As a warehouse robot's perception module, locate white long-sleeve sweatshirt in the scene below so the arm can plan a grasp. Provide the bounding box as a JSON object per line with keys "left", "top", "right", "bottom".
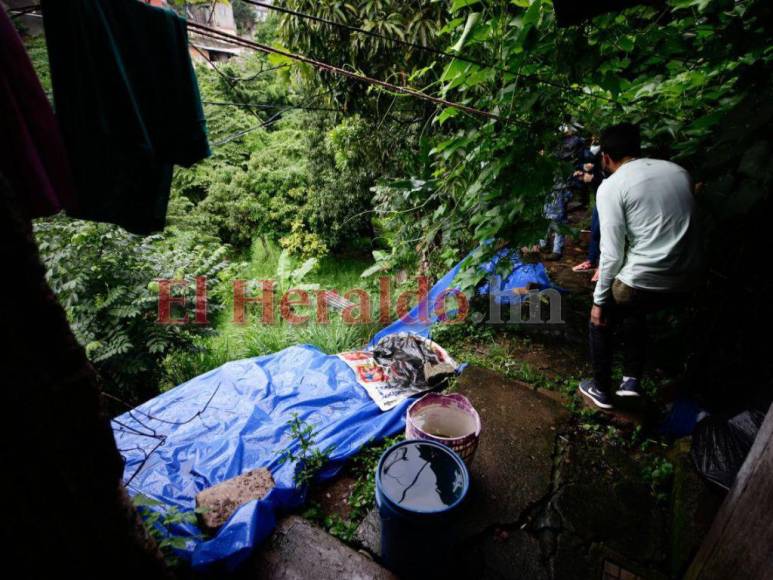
{"left": 593, "top": 158, "right": 702, "bottom": 305}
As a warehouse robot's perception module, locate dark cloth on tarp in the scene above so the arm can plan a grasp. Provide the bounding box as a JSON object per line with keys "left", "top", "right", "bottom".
{"left": 372, "top": 333, "right": 458, "bottom": 391}
{"left": 338, "top": 334, "right": 460, "bottom": 410}
{"left": 41, "top": 0, "right": 210, "bottom": 234}
{"left": 0, "top": 7, "right": 76, "bottom": 218}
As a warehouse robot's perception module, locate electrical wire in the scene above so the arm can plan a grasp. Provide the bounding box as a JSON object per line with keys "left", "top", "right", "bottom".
{"left": 191, "top": 42, "right": 266, "bottom": 123}
{"left": 202, "top": 100, "right": 340, "bottom": 112}
{"left": 9, "top": 2, "right": 603, "bottom": 119}
{"left": 186, "top": 20, "right": 504, "bottom": 122}
{"left": 241, "top": 0, "right": 618, "bottom": 105}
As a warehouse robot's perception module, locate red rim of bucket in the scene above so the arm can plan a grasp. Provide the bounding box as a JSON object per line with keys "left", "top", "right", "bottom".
{"left": 406, "top": 393, "right": 481, "bottom": 441}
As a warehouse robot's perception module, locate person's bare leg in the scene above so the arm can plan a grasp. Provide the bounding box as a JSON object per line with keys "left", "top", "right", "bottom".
{"left": 573, "top": 260, "right": 594, "bottom": 272}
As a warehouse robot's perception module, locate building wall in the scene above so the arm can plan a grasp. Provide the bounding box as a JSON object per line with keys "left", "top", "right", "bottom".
{"left": 188, "top": 2, "right": 237, "bottom": 34}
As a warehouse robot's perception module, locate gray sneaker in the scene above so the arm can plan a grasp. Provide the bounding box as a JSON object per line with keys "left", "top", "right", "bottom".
{"left": 579, "top": 379, "right": 613, "bottom": 409}
{"left": 616, "top": 378, "right": 643, "bottom": 398}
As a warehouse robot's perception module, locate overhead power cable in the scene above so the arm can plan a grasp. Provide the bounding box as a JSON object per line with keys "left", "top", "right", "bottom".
{"left": 207, "top": 87, "right": 334, "bottom": 147}
{"left": 10, "top": 4, "right": 512, "bottom": 122}
{"left": 241, "top": 0, "right": 617, "bottom": 104}
{"left": 186, "top": 20, "right": 504, "bottom": 122}
{"left": 191, "top": 42, "right": 266, "bottom": 123}
{"left": 202, "top": 100, "right": 340, "bottom": 112}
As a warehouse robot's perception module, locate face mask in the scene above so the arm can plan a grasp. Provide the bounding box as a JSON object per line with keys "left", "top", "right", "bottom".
{"left": 590, "top": 145, "right": 601, "bottom": 155}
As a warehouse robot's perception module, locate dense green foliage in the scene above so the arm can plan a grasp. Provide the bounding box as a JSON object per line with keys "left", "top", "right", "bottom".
{"left": 24, "top": 1, "right": 773, "bottom": 407}
{"left": 359, "top": 0, "right": 772, "bottom": 286}
{"left": 34, "top": 218, "right": 232, "bottom": 403}
{"left": 280, "top": 0, "right": 447, "bottom": 112}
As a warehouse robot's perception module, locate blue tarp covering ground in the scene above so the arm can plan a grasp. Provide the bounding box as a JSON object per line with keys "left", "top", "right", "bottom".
{"left": 115, "top": 346, "right": 412, "bottom": 570}
{"left": 477, "top": 250, "right": 557, "bottom": 305}
{"left": 113, "top": 249, "right": 558, "bottom": 570}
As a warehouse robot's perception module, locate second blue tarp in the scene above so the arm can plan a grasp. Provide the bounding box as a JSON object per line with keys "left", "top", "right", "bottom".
{"left": 372, "top": 248, "right": 559, "bottom": 344}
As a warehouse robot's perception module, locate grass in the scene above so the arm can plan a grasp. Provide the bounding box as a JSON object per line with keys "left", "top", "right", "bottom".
{"left": 303, "top": 435, "right": 403, "bottom": 543}
{"left": 434, "top": 322, "right": 582, "bottom": 394}
{"left": 161, "top": 240, "right": 382, "bottom": 388}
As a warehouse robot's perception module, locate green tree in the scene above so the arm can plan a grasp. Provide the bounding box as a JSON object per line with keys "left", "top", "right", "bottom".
{"left": 372, "top": 0, "right": 772, "bottom": 285}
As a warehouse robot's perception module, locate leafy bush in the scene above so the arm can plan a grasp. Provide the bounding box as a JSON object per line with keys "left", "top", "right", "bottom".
{"left": 277, "top": 413, "right": 334, "bottom": 488}
{"left": 132, "top": 494, "right": 202, "bottom": 568}
{"left": 34, "top": 217, "right": 232, "bottom": 403}
{"left": 279, "top": 218, "right": 328, "bottom": 260}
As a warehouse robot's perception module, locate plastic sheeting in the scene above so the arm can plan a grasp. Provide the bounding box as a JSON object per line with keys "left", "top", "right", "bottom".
{"left": 477, "top": 249, "right": 558, "bottom": 305}
{"left": 657, "top": 398, "right": 708, "bottom": 439}
{"left": 114, "top": 346, "right": 412, "bottom": 570}
{"left": 691, "top": 409, "right": 765, "bottom": 490}
{"left": 371, "top": 248, "right": 558, "bottom": 344}
{"left": 113, "top": 247, "right": 557, "bottom": 570}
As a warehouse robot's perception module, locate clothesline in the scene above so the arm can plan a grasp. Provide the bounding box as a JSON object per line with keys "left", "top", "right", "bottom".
{"left": 9, "top": 3, "right": 506, "bottom": 122}
{"left": 185, "top": 20, "right": 507, "bottom": 123}
{"left": 241, "top": 0, "right": 620, "bottom": 106}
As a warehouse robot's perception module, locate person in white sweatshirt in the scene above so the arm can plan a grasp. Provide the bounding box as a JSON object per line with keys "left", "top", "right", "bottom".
{"left": 579, "top": 123, "right": 703, "bottom": 410}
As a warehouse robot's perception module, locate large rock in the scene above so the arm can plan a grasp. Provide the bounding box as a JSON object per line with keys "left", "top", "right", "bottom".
{"left": 253, "top": 516, "right": 396, "bottom": 580}
{"left": 453, "top": 365, "right": 569, "bottom": 538}
{"left": 196, "top": 468, "right": 274, "bottom": 533}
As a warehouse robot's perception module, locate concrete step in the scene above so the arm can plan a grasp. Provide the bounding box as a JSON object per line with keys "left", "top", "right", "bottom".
{"left": 252, "top": 516, "right": 396, "bottom": 580}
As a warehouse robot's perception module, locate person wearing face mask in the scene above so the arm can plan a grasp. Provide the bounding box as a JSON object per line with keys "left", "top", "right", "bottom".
{"left": 538, "top": 125, "right": 589, "bottom": 260}
{"left": 578, "top": 123, "right": 703, "bottom": 410}
{"left": 572, "top": 142, "right": 604, "bottom": 279}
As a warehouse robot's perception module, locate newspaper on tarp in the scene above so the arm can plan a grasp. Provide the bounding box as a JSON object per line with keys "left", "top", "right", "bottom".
{"left": 338, "top": 333, "right": 459, "bottom": 411}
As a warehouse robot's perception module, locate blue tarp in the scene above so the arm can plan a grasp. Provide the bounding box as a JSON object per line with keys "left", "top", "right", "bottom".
{"left": 371, "top": 249, "right": 559, "bottom": 344}
{"left": 115, "top": 346, "right": 412, "bottom": 570}
{"left": 113, "top": 248, "right": 557, "bottom": 570}
{"left": 477, "top": 249, "right": 557, "bottom": 305}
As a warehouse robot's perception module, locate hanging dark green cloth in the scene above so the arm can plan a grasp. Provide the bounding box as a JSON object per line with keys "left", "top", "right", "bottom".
{"left": 41, "top": 0, "right": 210, "bottom": 234}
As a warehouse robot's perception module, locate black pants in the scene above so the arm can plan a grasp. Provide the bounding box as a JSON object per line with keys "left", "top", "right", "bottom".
{"left": 589, "top": 280, "right": 684, "bottom": 393}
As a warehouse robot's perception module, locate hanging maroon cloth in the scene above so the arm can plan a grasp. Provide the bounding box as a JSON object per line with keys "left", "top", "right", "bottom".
{"left": 0, "top": 7, "right": 76, "bottom": 218}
